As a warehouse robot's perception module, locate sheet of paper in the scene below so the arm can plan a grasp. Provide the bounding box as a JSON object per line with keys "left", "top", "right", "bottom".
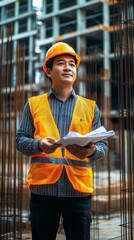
{"left": 57, "top": 126, "right": 115, "bottom": 147}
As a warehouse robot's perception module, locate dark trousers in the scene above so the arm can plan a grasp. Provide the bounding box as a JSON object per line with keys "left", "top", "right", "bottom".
{"left": 29, "top": 193, "right": 92, "bottom": 240}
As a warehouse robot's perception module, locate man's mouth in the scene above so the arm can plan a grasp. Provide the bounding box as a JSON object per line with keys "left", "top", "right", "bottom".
{"left": 62, "top": 74, "right": 72, "bottom": 77}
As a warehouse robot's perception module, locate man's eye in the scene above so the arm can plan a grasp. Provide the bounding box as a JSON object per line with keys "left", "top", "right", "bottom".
{"left": 70, "top": 63, "right": 76, "bottom": 67}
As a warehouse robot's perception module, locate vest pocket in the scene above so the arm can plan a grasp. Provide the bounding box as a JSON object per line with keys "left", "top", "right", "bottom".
{"left": 28, "top": 163, "right": 63, "bottom": 185}
{"left": 65, "top": 165, "right": 93, "bottom": 193}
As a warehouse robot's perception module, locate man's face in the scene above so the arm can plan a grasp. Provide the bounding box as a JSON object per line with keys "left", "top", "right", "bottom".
{"left": 46, "top": 55, "right": 77, "bottom": 87}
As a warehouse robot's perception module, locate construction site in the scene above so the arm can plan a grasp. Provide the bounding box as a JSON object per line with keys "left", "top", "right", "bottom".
{"left": 0, "top": 0, "right": 133, "bottom": 239}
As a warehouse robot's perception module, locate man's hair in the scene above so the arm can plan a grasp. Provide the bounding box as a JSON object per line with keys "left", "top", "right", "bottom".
{"left": 46, "top": 54, "right": 77, "bottom": 70}
{"left": 46, "top": 56, "right": 57, "bottom": 70}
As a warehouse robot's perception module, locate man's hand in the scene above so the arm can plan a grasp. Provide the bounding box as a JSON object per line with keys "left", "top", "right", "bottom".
{"left": 39, "top": 137, "right": 61, "bottom": 154}
{"left": 65, "top": 142, "right": 96, "bottom": 159}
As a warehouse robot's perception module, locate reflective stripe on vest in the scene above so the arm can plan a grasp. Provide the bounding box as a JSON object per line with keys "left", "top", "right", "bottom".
{"left": 31, "top": 157, "right": 91, "bottom": 168}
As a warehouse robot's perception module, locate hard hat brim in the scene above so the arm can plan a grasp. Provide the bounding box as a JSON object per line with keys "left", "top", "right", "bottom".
{"left": 43, "top": 51, "right": 80, "bottom": 73}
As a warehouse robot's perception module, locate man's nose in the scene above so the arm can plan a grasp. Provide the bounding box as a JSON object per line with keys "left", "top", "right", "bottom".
{"left": 64, "top": 62, "right": 71, "bottom": 70}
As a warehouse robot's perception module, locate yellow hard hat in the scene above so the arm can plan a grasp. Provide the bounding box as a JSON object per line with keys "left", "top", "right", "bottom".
{"left": 43, "top": 42, "right": 81, "bottom": 73}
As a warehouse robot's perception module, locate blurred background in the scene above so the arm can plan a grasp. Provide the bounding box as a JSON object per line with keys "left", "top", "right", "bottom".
{"left": 0, "top": 0, "right": 133, "bottom": 239}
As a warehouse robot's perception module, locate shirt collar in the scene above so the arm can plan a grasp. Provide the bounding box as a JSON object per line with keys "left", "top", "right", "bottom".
{"left": 48, "top": 88, "right": 77, "bottom": 99}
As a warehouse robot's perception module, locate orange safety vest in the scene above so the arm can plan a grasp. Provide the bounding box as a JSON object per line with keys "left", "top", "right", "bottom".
{"left": 27, "top": 93, "right": 96, "bottom": 193}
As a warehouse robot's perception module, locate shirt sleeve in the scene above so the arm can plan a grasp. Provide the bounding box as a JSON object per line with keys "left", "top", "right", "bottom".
{"left": 89, "top": 105, "right": 108, "bottom": 163}
{"left": 16, "top": 102, "right": 41, "bottom": 156}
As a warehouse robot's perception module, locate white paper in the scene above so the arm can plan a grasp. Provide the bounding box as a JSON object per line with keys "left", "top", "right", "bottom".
{"left": 57, "top": 126, "right": 115, "bottom": 147}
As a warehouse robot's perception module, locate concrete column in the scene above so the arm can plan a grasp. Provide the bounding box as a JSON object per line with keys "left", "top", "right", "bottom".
{"left": 77, "top": 0, "right": 86, "bottom": 4}
{"left": 77, "top": 8, "right": 86, "bottom": 32}
{"left": 76, "top": 8, "right": 86, "bottom": 96}
{"left": 40, "top": 22, "right": 45, "bottom": 40}
{"left": 28, "top": 0, "right": 32, "bottom": 12}
{"left": 14, "top": 0, "right": 19, "bottom": 35}
{"left": 77, "top": 8, "right": 86, "bottom": 56}
{"left": 42, "top": 0, "right": 46, "bottom": 15}
{"left": 103, "top": 2, "right": 111, "bottom": 127}
{"left": 1, "top": 5, "right": 4, "bottom": 20}
{"left": 14, "top": 1, "right": 19, "bottom": 77}
{"left": 53, "top": 0, "right": 59, "bottom": 38}
{"left": 53, "top": 16, "right": 59, "bottom": 38}
{"left": 29, "top": 36, "right": 33, "bottom": 83}
{"left": 53, "top": 0, "right": 58, "bottom": 12}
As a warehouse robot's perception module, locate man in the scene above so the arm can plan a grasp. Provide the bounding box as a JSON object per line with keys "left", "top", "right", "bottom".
{"left": 16, "top": 42, "right": 108, "bottom": 240}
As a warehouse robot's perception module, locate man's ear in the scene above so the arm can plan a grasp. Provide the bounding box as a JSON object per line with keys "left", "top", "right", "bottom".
{"left": 46, "top": 68, "right": 52, "bottom": 77}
